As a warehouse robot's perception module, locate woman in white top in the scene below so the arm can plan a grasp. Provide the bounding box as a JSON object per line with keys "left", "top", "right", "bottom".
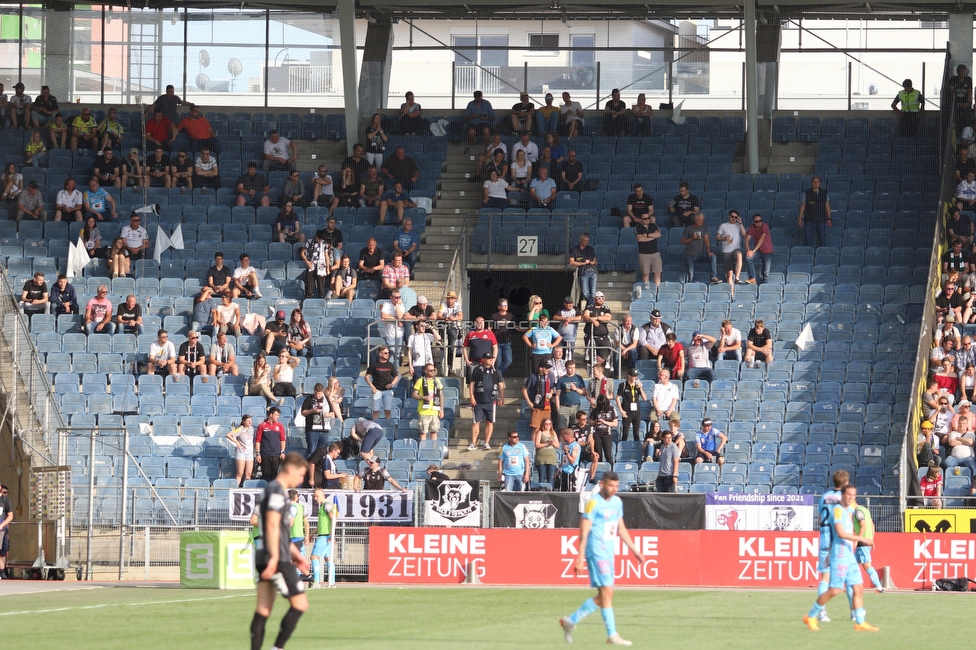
{"left": 365, "top": 113, "right": 387, "bottom": 168}
{"left": 560, "top": 92, "right": 584, "bottom": 138}
{"left": 406, "top": 319, "right": 442, "bottom": 379}
{"left": 961, "top": 362, "right": 976, "bottom": 402}
{"left": 81, "top": 216, "right": 102, "bottom": 258}
{"left": 1, "top": 162, "right": 23, "bottom": 205}
{"left": 482, "top": 169, "right": 515, "bottom": 211}
{"left": 211, "top": 293, "right": 241, "bottom": 336}
{"left": 272, "top": 348, "right": 299, "bottom": 398}
{"left": 226, "top": 414, "right": 255, "bottom": 485}
{"left": 510, "top": 149, "right": 531, "bottom": 191}
{"left": 249, "top": 352, "right": 278, "bottom": 404}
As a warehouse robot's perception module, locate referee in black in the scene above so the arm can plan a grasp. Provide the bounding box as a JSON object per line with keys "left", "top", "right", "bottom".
{"left": 251, "top": 452, "right": 309, "bottom": 650}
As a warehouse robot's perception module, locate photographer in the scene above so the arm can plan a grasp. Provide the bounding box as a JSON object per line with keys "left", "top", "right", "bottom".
{"left": 406, "top": 319, "right": 441, "bottom": 379}
{"left": 716, "top": 210, "right": 748, "bottom": 287}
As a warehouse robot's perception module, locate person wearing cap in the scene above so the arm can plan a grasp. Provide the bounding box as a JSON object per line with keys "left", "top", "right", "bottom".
{"left": 357, "top": 456, "right": 407, "bottom": 492}
{"left": 686, "top": 331, "right": 717, "bottom": 383}
{"left": 552, "top": 296, "right": 583, "bottom": 359}
{"left": 638, "top": 309, "right": 673, "bottom": 361}
{"left": 29, "top": 84, "right": 58, "bottom": 129}
{"left": 694, "top": 418, "right": 727, "bottom": 467}
{"left": 489, "top": 298, "right": 516, "bottom": 376}
{"left": 263, "top": 129, "right": 297, "bottom": 172}
{"left": 935, "top": 313, "right": 963, "bottom": 350}
{"left": 657, "top": 332, "right": 685, "bottom": 379}
{"left": 236, "top": 162, "right": 270, "bottom": 207}
{"left": 650, "top": 368, "right": 680, "bottom": 423}
{"left": 7, "top": 81, "right": 30, "bottom": 129}
{"left": 569, "top": 233, "right": 598, "bottom": 307}
{"left": 891, "top": 78, "right": 923, "bottom": 138}
{"left": 918, "top": 421, "right": 941, "bottom": 468}
{"left": 412, "top": 363, "right": 445, "bottom": 439}
{"left": 744, "top": 320, "right": 773, "bottom": 368}
{"left": 177, "top": 330, "right": 208, "bottom": 379}
{"left": 300, "top": 230, "right": 335, "bottom": 300}
{"left": 366, "top": 345, "right": 400, "bottom": 419}
{"left": 616, "top": 313, "right": 640, "bottom": 371}
{"left": 499, "top": 429, "right": 532, "bottom": 492}
{"left": 120, "top": 148, "right": 143, "bottom": 188}
{"left": 583, "top": 292, "right": 613, "bottom": 369}
{"left": 408, "top": 294, "right": 435, "bottom": 321}
{"left": 255, "top": 406, "right": 287, "bottom": 480}
{"left": 951, "top": 399, "right": 976, "bottom": 435}
{"left": 469, "top": 352, "right": 505, "bottom": 451}
{"left": 437, "top": 290, "right": 464, "bottom": 375}
{"left": 264, "top": 310, "right": 289, "bottom": 355}
{"left": 510, "top": 92, "right": 536, "bottom": 134}
{"left": 524, "top": 313, "right": 562, "bottom": 373}
{"left": 616, "top": 369, "right": 647, "bottom": 442}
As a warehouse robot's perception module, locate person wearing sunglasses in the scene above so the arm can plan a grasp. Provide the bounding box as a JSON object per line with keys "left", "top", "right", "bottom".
{"left": 745, "top": 212, "right": 773, "bottom": 285}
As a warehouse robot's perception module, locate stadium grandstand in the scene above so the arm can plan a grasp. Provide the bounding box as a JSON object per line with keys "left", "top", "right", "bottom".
{"left": 0, "top": 0, "right": 968, "bottom": 581}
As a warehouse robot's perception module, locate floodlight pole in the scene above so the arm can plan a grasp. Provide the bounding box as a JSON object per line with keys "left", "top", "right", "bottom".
{"left": 744, "top": 0, "right": 760, "bottom": 175}
{"left": 339, "top": 0, "right": 360, "bottom": 156}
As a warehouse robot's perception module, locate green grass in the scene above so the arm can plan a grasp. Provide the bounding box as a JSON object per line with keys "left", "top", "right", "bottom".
{"left": 0, "top": 585, "right": 968, "bottom": 648}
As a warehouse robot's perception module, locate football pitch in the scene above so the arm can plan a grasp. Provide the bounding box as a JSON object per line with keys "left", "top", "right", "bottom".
{"left": 0, "top": 584, "right": 969, "bottom": 649}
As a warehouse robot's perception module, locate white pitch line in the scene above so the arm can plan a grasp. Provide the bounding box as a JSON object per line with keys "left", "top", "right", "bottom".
{"left": 0, "top": 593, "right": 251, "bottom": 617}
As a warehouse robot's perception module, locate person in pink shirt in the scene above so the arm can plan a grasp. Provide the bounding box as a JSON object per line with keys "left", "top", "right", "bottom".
{"left": 84, "top": 284, "right": 115, "bottom": 334}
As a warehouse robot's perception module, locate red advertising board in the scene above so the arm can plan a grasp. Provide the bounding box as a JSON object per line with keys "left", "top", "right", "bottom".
{"left": 368, "top": 528, "right": 976, "bottom": 589}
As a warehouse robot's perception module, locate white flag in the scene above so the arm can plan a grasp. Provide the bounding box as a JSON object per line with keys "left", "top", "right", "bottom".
{"left": 66, "top": 239, "right": 78, "bottom": 278}
{"left": 67, "top": 237, "right": 91, "bottom": 278}
{"left": 153, "top": 226, "right": 172, "bottom": 263}
{"left": 671, "top": 100, "right": 686, "bottom": 125}
{"left": 794, "top": 323, "right": 815, "bottom": 351}
{"left": 169, "top": 223, "right": 185, "bottom": 250}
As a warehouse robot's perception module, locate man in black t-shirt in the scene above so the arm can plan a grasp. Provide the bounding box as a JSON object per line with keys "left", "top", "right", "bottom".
{"left": 635, "top": 213, "right": 662, "bottom": 287}
{"left": 603, "top": 88, "right": 629, "bottom": 136}
{"left": 251, "top": 452, "right": 309, "bottom": 650}
{"left": 178, "top": 331, "right": 208, "bottom": 378}
{"left": 20, "top": 272, "right": 49, "bottom": 316}
{"left": 625, "top": 183, "right": 653, "bottom": 228}
{"left": 559, "top": 150, "right": 584, "bottom": 192}
{"left": 93, "top": 150, "right": 121, "bottom": 189}
{"left": 583, "top": 292, "right": 613, "bottom": 368}
{"left": 744, "top": 320, "right": 773, "bottom": 367}
{"left": 237, "top": 162, "right": 270, "bottom": 207}
{"left": 146, "top": 146, "right": 171, "bottom": 188}
{"left": 300, "top": 383, "right": 331, "bottom": 456}
{"left": 468, "top": 353, "right": 505, "bottom": 451}
{"left": 958, "top": 147, "right": 976, "bottom": 183}
{"left": 669, "top": 182, "right": 700, "bottom": 227}
{"left": 568, "top": 233, "right": 598, "bottom": 308}
{"left": 115, "top": 294, "right": 144, "bottom": 335}
{"left": 264, "top": 310, "right": 288, "bottom": 355}
{"left": 170, "top": 150, "right": 193, "bottom": 189}
{"left": 357, "top": 238, "right": 384, "bottom": 281}
{"left": 510, "top": 92, "right": 535, "bottom": 133}
{"left": 366, "top": 345, "right": 399, "bottom": 419}
{"left": 490, "top": 298, "right": 517, "bottom": 376}
{"left": 341, "top": 143, "right": 371, "bottom": 186}
{"left": 205, "top": 252, "right": 233, "bottom": 300}
{"left": 322, "top": 217, "right": 343, "bottom": 250}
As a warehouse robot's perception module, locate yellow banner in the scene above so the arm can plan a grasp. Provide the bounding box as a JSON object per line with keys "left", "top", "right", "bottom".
{"left": 905, "top": 509, "right": 976, "bottom": 534}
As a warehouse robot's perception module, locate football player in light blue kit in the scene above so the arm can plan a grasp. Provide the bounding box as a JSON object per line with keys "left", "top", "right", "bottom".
{"left": 814, "top": 469, "right": 848, "bottom": 622}
{"left": 560, "top": 471, "right": 645, "bottom": 646}
{"left": 803, "top": 484, "right": 878, "bottom": 632}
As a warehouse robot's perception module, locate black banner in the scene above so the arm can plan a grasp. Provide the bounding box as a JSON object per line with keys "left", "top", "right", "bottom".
{"left": 493, "top": 492, "right": 706, "bottom": 530}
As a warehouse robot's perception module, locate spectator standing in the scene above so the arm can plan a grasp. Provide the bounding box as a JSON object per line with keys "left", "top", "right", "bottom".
{"left": 685, "top": 332, "right": 716, "bottom": 382}
{"left": 438, "top": 291, "right": 464, "bottom": 375}
{"left": 309, "top": 442, "right": 347, "bottom": 490}
{"left": 615, "top": 368, "right": 647, "bottom": 442}
{"left": 744, "top": 320, "right": 773, "bottom": 367}
{"left": 694, "top": 418, "right": 727, "bottom": 468}
{"left": 463, "top": 316, "right": 498, "bottom": 379}
{"left": 572, "top": 412, "right": 600, "bottom": 482}
{"left": 650, "top": 368, "right": 680, "bottom": 422}
{"left": 468, "top": 353, "right": 505, "bottom": 451}
{"left": 656, "top": 430, "right": 680, "bottom": 493}
{"left": 490, "top": 298, "right": 516, "bottom": 376}
{"left": 399, "top": 92, "right": 426, "bottom": 134}
{"left": 300, "top": 383, "right": 332, "bottom": 455}
{"left": 555, "top": 360, "right": 587, "bottom": 429}
{"left": 84, "top": 285, "right": 115, "bottom": 335}
{"left": 658, "top": 332, "right": 685, "bottom": 378}
{"left": 412, "top": 363, "right": 445, "bottom": 440}
{"left": 463, "top": 91, "right": 495, "bottom": 153}
{"left": 50, "top": 274, "right": 78, "bottom": 315}
{"left": 0, "top": 484, "right": 12, "bottom": 578}
{"left": 552, "top": 296, "right": 583, "bottom": 358}
{"left": 681, "top": 213, "right": 719, "bottom": 284}
{"left": 716, "top": 209, "right": 747, "bottom": 286}
{"left": 254, "top": 406, "right": 286, "bottom": 480}
{"left": 263, "top": 130, "right": 297, "bottom": 172}
{"left": 357, "top": 457, "right": 407, "bottom": 492}
{"left": 227, "top": 415, "right": 255, "bottom": 486}
{"left": 366, "top": 345, "right": 399, "bottom": 419}
{"left": 524, "top": 314, "right": 562, "bottom": 372}
{"left": 116, "top": 294, "right": 144, "bottom": 335}
{"left": 363, "top": 112, "right": 389, "bottom": 168}
{"left": 949, "top": 64, "right": 974, "bottom": 126}
{"left": 523, "top": 361, "right": 557, "bottom": 437}
{"left": 603, "top": 89, "right": 629, "bottom": 136}
{"left": 589, "top": 393, "right": 618, "bottom": 466}
{"left": 745, "top": 213, "right": 772, "bottom": 285}
{"left": 300, "top": 231, "right": 336, "bottom": 300}
{"left": 569, "top": 233, "right": 598, "bottom": 307}
{"left": 147, "top": 329, "right": 177, "bottom": 375}
{"left": 891, "top": 78, "right": 923, "bottom": 138}
{"left": 499, "top": 430, "right": 532, "bottom": 492}
{"left": 19, "top": 272, "right": 49, "bottom": 316}
{"left": 635, "top": 212, "right": 663, "bottom": 288}
{"left": 798, "top": 176, "right": 831, "bottom": 248}
{"left": 582, "top": 292, "right": 613, "bottom": 369}
{"left": 533, "top": 421, "right": 559, "bottom": 487}
{"left": 147, "top": 84, "right": 194, "bottom": 121}
{"left": 555, "top": 428, "right": 581, "bottom": 492}
{"left": 380, "top": 291, "right": 407, "bottom": 360}
{"left": 670, "top": 182, "right": 700, "bottom": 227}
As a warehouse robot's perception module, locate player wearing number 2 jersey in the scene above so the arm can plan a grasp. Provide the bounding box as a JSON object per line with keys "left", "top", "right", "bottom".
{"left": 803, "top": 484, "right": 878, "bottom": 632}
{"left": 560, "top": 472, "right": 645, "bottom": 646}
{"left": 814, "top": 469, "right": 848, "bottom": 622}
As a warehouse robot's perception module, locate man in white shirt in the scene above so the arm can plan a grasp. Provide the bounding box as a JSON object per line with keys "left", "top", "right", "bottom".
{"left": 263, "top": 130, "right": 297, "bottom": 172}
{"left": 958, "top": 170, "right": 976, "bottom": 208}
{"left": 716, "top": 319, "right": 742, "bottom": 362}
{"left": 716, "top": 209, "right": 747, "bottom": 285}
{"left": 650, "top": 368, "right": 680, "bottom": 422}
{"left": 120, "top": 213, "right": 149, "bottom": 260}
{"left": 686, "top": 331, "right": 716, "bottom": 383}
{"left": 309, "top": 165, "right": 338, "bottom": 212}
{"left": 511, "top": 132, "right": 539, "bottom": 164}
{"left": 147, "top": 329, "right": 177, "bottom": 375}
{"left": 946, "top": 428, "right": 976, "bottom": 474}
{"left": 54, "top": 177, "right": 84, "bottom": 223}
{"left": 380, "top": 291, "right": 407, "bottom": 362}
{"left": 232, "top": 253, "right": 262, "bottom": 299}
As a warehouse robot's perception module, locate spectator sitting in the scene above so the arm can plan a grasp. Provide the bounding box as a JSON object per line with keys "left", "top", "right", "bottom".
{"left": 512, "top": 131, "right": 539, "bottom": 165}
{"left": 199, "top": 252, "right": 233, "bottom": 302}
{"left": 535, "top": 145, "right": 554, "bottom": 178}
{"left": 538, "top": 93, "right": 560, "bottom": 134}
{"left": 625, "top": 183, "right": 653, "bottom": 228}
{"left": 399, "top": 91, "right": 427, "bottom": 134}
{"left": 144, "top": 109, "right": 172, "bottom": 149}
{"left": 70, "top": 107, "right": 99, "bottom": 152}
{"left": 146, "top": 146, "right": 172, "bottom": 188}
{"left": 365, "top": 113, "right": 388, "bottom": 168}
{"left": 19, "top": 271, "right": 49, "bottom": 316}
{"left": 510, "top": 149, "right": 532, "bottom": 195}
{"left": 116, "top": 294, "right": 144, "bottom": 335}
{"left": 510, "top": 92, "right": 535, "bottom": 134}
{"left": 360, "top": 166, "right": 384, "bottom": 210}
{"left": 934, "top": 316, "right": 962, "bottom": 348}
{"left": 263, "top": 310, "right": 288, "bottom": 355}
{"left": 50, "top": 274, "right": 78, "bottom": 315}
{"left": 394, "top": 217, "right": 420, "bottom": 268}
{"left": 83, "top": 178, "right": 117, "bottom": 222}
{"left": 638, "top": 309, "right": 672, "bottom": 361}
{"left": 193, "top": 148, "right": 220, "bottom": 189}
{"left": 172, "top": 106, "right": 218, "bottom": 153}
{"left": 716, "top": 209, "right": 748, "bottom": 288}
{"left": 341, "top": 143, "right": 370, "bottom": 186}
{"left": 309, "top": 165, "right": 339, "bottom": 214}
{"left": 658, "top": 332, "right": 685, "bottom": 379}
{"left": 24, "top": 130, "right": 46, "bottom": 167}
{"left": 632, "top": 93, "right": 653, "bottom": 135}
{"left": 84, "top": 285, "right": 115, "bottom": 335}
{"left": 331, "top": 255, "right": 357, "bottom": 302}
{"left": 650, "top": 367, "right": 680, "bottom": 423}
{"left": 947, "top": 206, "right": 974, "bottom": 247}
{"left": 559, "top": 149, "right": 584, "bottom": 192}
{"left": 958, "top": 171, "right": 976, "bottom": 209}
{"left": 178, "top": 330, "right": 208, "bottom": 378}
{"left": 236, "top": 162, "right": 270, "bottom": 207}
{"left": 670, "top": 181, "right": 701, "bottom": 227}
{"left": 121, "top": 148, "right": 143, "bottom": 188}
{"left": 120, "top": 212, "right": 149, "bottom": 261}
{"left": 919, "top": 460, "right": 944, "bottom": 507}
{"left": 169, "top": 149, "right": 192, "bottom": 189}
{"left": 473, "top": 133, "right": 506, "bottom": 181}
{"left": 1, "top": 163, "right": 22, "bottom": 206}
{"left": 282, "top": 170, "right": 306, "bottom": 208}
{"left": 463, "top": 90, "right": 495, "bottom": 153}
{"left": 559, "top": 92, "right": 584, "bottom": 138}
{"left": 694, "top": 418, "right": 727, "bottom": 467}
{"left": 287, "top": 309, "right": 312, "bottom": 358}
{"left": 6, "top": 81, "right": 28, "bottom": 128}
{"left": 380, "top": 181, "right": 416, "bottom": 227}
{"left": 92, "top": 149, "right": 121, "bottom": 189}
{"left": 276, "top": 201, "right": 305, "bottom": 244}
{"left": 106, "top": 237, "right": 130, "bottom": 278}
{"left": 97, "top": 107, "right": 124, "bottom": 154}
{"left": 358, "top": 237, "right": 385, "bottom": 282}
{"left": 936, "top": 282, "right": 967, "bottom": 323}
{"left": 745, "top": 213, "right": 773, "bottom": 285}
{"left": 15, "top": 180, "right": 44, "bottom": 223}
{"left": 603, "top": 88, "right": 629, "bottom": 136}
{"left": 211, "top": 293, "right": 241, "bottom": 337}
{"left": 381, "top": 146, "right": 419, "bottom": 192}
{"left": 616, "top": 313, "right": 639, "bottom": 370}
{"left": 483, "top": 169, "right": 515, "bottom": 210}
{"left": 263, "top": 129, "right": 296, "bottom": 172}
{"left": 685, "top": 331, "right": 716, "bottom": 383}
{"left": 717, "top": 320, "right": 743, "bottom": 362}
{"left": 485, "top": 148, "right": 509, "bottom": 188}
{"left": 208, "top": 331, "right": 239, "bottom": 377}
{"left": 47, "top": 112, "right": 68, "bottom": 149}
{"left": 336, "top": 166, "right": 362, "bottom": 209}
{"left": 30, "top": 85, "right": 58, "bottom": 128}
{"left": 529, "top": 165, "right": 557, "bottom": 210}
{"left": 546, "top": 132, "right": 566, "bottom": 166}
{"left": 232, "top": 253, "right": 262, "bottom": 299}
{"left": 80, "top": 216, "right": 103, "bottom": 260}
{"left": 943, "top": 239, "right": 971, "bottom": 281}
{"left": 381, "top": 253, "right": 411, "bottom": 298}
{"left": 147, "top": 329, "right": 177, "bottom": 375}
{"left": 744, "top": 319, "right": 773, "bottom": 368}
{"left": 681, "top": 212, "right": 719, "bottom": 284}
{"left": 147, "top": 84, "right": 195, "bottom": 122}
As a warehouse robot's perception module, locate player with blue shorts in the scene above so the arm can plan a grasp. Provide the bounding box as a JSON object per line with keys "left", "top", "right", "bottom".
{"left": 803, "top": 484, "right": 878, "bottom": 632}
{"left": 814, "top": 469, "right": 847, "bottom": 622}
{"left": 309, "top": 489, "right": 333, "bottom": 588}
{"left": 560, "top": 470, "right": 645, "bottom": 646}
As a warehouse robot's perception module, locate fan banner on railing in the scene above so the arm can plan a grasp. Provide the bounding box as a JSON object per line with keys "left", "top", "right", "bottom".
{"left": 492, "top": 492, "right": 705, "bottom": 530}
{"left": 423, "top": 480, "right": 481, "bottom": 526}
{"left": 704, "top": 492, "right": 816, "bottom": 531}
{"left": 228, "top": 488, "right": 413, "bottom": 523}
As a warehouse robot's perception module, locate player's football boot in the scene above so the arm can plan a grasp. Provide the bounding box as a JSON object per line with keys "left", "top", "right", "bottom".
{"left": 559, "top": 618, "right": 575, "bottom": 644}
{"left": 854, "top": 622, "right": 880, "bottom": 632}
{"left": 817, "top": 609, "right": 830, "bottom": 622}
{"left": 802, "top": 615, "right": 821, "bottom": 631}
{"left": 607, "top": 634, "right": 632, "bottom": 646}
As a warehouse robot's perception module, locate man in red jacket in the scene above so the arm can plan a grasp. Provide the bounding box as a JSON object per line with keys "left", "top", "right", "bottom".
{"left": 255, "top": 406, "right": 287, "bottom": 480}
